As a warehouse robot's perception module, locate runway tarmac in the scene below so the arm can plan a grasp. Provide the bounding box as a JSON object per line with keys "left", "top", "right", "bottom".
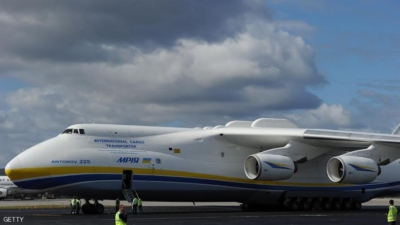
{"left": 0, "top": 199, "right": 394, "bottom": 225}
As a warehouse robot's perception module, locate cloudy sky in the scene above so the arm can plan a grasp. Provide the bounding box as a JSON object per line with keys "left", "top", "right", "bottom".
{"left": 0, "top": 0, "right": 399, "bottom": 167}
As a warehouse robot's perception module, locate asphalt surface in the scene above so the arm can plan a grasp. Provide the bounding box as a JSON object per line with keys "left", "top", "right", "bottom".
{"left": 0, "top": 203, "right": 392, "bottom": 225}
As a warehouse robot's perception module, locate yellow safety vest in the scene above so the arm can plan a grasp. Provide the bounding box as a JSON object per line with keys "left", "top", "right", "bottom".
{"left": 115, "top": 211, "right": 126, "bottom": 225}
{"left": 388, "top": 205, "right": 398, "bottom": 222}
{"left": 138, "top": 199, "right": 142, "bottom": 206}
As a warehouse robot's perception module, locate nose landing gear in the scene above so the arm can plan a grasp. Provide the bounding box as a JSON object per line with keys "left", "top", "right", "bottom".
{"left": 82, "top": 199, "right": 105, "bottom": 214}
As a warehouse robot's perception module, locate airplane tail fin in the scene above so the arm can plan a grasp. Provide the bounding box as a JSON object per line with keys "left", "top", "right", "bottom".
{"left": 393, "top": 124, "right": 400, "bottom": 135}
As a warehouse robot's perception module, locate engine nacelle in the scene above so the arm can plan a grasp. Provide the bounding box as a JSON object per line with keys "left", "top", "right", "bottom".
{"left": 327, "top": 155, "right": 380, "bottom": 184}
{"left": 0, "top": 188, "right": 8, "bottom": 198}
{"left": 244, "top": 154, "right": 296, "bottom": 181}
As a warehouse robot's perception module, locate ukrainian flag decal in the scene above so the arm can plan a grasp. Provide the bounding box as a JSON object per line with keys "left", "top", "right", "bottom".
{"left": 142, "top": 158, "right": 152, "bottom": 164}
{"left": 263, "top": 161, "right": 291, "bottom": 170}
{"left": 349, "top": 164, "right": 375, "bottom": 172}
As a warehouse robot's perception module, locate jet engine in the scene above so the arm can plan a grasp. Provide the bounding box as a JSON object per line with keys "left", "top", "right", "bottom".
{"left": 0, "top": 188, "right": 8, "bottom": 198}
{"left": 327, "top": 155, "right": 380, "bottom": 184}
{"left": 244, "top": 154, "right": 296, "bottom": 181}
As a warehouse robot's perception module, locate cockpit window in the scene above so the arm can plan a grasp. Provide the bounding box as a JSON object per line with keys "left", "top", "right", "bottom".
{"left": 62, "top": 128, "right": 85, "bottom": 135}
{"left": 62, "top": 129, "right": 73, "bottom": 134}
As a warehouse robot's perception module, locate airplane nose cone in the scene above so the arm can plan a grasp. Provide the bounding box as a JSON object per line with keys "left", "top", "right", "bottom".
{"left": 6, "top": 151, "right": 53, "bottom": 189}
{"left": 5, "top": 156, "right": 24, "bottom": 181}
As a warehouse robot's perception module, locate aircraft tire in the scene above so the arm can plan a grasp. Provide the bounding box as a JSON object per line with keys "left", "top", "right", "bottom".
{"left": 240, "top": 203, "right": 246, "bottom": 211}
{"left": 84, "top": 204, "right": 96, "bottom": 214}
{"left": 352, "top": 201, "right": 362, "bottom": 210}
{"left": 300, "top": 201, "right": 311, "bottom": 211}
{"left": 240, "top": 203, "right": 248, "bottom": 211}
{"left": 322, "top": 201, "right": 332, "bottom": 211}
{"left": 311, "top": 200, "right": 321, "bottom": 211}
{"left": 96, "top": 204, "right": 105, "bottom": 214}
{"left": 289, "top": 201, "right": 299, "bottom": 211}
{"left": 333, "top": 201, "right": 342, "bottom": 210}
{"left": 81, "top": 204, "right": 88, "bottom": 214}
{"left": 240, "top": 203, "right": 268, "bottom": 211}
{"left": 240, "top": 203, "right": 259, "bottom": 211}
{"left": 343, "top": 201, "right": 352, "bottom": 210}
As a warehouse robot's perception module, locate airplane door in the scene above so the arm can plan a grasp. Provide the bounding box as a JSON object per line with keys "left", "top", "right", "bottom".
{"left": 153, "top": 157, "right": 163, "bottom": 174}
{"left": 122, "top": 170, "right": 132, "bottom": 189}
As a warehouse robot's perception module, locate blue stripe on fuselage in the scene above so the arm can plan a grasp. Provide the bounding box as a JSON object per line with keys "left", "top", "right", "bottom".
{"left": 13, "top": 174, "right": 400, "bottom": 192}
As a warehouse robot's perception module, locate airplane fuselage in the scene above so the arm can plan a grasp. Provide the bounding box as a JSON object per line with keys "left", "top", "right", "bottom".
{"left": 5, "top": 124, "right": 400, "bottom": 206}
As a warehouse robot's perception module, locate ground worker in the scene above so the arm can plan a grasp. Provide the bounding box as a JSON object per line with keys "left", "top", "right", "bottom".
{"left": 115, "top": 204, "right": 128, "bottom": 225}
{"left": 116, "top": 197, "right": 120, "bottom": 213}
{"left": 69, "top": 197, "right": 72, "bottom": 213}
{"left": 70, "top": 197, "right": 76, "bottom": 215}
{"left": 138, "top": 197, "right": 143, "bottom": 215}
{"left": 387, "top": 199, "right": 398, "bottom": 225}
{"left": 76, "top": 198, "right": 81, "bottom": 215}
{"left": 132, "top": 196, "right": 138, "bottom": 215}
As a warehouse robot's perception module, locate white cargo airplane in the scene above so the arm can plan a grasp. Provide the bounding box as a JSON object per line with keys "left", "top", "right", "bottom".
{"left": 5, "top": 118, "right": 400, "bottom": 214}
{"left": 0, "top": 176, "right": 45, "bottom": 200}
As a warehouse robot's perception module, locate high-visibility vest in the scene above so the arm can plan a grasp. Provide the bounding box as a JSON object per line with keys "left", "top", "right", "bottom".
{"left": 133, "top": 198, "right": 138, "bottom": 204}
{"left": 388, "top": 205, "right": 398, "bottom": 222}
{"left": 115, "top": 211, "right": 126, "bottom": 225}
{"left": 138, "top": 199, "right": 142, "bottom": 206}
{"left": 71, "top": 199, "right": 76, "bottom": 206}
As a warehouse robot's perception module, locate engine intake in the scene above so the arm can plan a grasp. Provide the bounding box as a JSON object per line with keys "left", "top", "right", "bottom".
{"left": 327, "top": 156, "right": 380, "bottom": 184}
{"left": 244, "top": 154, "right": 295, "bottom": 181}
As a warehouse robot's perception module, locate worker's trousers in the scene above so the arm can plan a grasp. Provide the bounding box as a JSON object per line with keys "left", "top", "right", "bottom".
{"left": 132, "top": 204, "right": 138, "bottom": 214}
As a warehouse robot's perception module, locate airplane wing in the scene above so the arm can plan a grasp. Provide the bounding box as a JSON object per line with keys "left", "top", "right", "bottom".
{"left": 219, "top": 127, "right": 400, "bottom": 183}
{"left": 303, "top": 129, "right": 400, "bottom": 147}
{"left": 219, "top": 128, "right": 400, "bottom": 150}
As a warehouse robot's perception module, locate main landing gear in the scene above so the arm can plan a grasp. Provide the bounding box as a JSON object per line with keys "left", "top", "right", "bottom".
{"left": 81, "top": 199, "right": 105, "bottom": 214}
{"left": 241, "top": 197, "right": 362, "bottom": 212}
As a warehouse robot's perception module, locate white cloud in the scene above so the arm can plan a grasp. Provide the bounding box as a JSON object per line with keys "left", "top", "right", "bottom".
{"left": 6, "top": 20, "right": 324, "bottom": 112}
{"left": 274, "top": 20, "right": 316, "bottom": 35}
{"left": 285, "top": 103, "right": 354, "bottom": 129}
{"left": 0, "top": 13, "right": 327, "bottom": 167}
